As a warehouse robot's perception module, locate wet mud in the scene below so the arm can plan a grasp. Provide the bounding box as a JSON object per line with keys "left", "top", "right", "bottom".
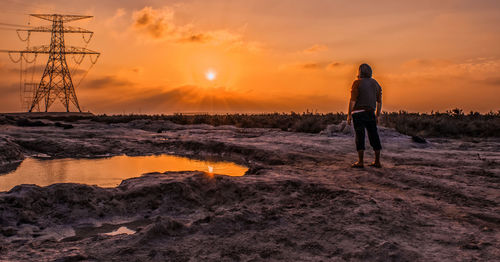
{"left": 0, "top": 119, "right": 499, "bottom": 261}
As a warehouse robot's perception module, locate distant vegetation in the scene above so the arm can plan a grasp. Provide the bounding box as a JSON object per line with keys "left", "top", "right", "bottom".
{"left": 164, "top": 113, "right": 345, "bottom": 133}
{"left": 1, "top": 109, "right": 499, "bottom": 137}
{"left": 380, "top": 109, "right": 500, "bottom": 138}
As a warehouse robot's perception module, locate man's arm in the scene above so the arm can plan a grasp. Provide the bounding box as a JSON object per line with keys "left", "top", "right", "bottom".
{"left": 376, "top": 101, "right": 382, "bottom": 117}
{"left": 375, "top": 101, "right": 382, "bottom": 124}
{"left": 347, "top": 100, "right": 356, "bottom": 125}
{"left": 375, "top": 82, "right": 382, "bottom": 122}
{"left": 347, "top": 81, "right": 359, "bottom": 125}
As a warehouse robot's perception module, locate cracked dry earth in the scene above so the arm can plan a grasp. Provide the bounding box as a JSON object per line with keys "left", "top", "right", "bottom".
{"left": 0, "top": 119, "right": 499, "bottom": 261}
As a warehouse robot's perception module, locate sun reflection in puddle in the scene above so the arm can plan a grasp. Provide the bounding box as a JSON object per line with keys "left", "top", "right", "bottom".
{"left": 104, "top": 226, "right": 136, "bottom": 236}
{"left": 0, "top": 155, "right": 248, "bottom": 191}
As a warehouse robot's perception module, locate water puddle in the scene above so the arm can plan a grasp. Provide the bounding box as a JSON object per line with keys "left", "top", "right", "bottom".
{"left": 0, "top": 155, "right": 247, "bottom": 192}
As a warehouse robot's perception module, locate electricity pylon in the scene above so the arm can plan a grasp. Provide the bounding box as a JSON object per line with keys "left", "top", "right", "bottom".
{"left": 1, "top": 14, "right": 100, "bottom": 112}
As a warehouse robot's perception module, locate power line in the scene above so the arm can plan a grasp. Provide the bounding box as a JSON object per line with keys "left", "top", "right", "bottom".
{"left": 2, "top": 0, "right": 71, "bottom": 15}
{"left": 0, "top": 22, "right": 33, "bottom": 28}
{"left": 0, "top": 27, "right": 20, "bottom": 31}
{"left": 3, "top": 0, "right": 64, "bottom": 13}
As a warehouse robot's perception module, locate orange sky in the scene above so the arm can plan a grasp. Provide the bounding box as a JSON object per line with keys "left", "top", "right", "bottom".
{"left": 0, "top": 0, "right": 499, "bottom": 113}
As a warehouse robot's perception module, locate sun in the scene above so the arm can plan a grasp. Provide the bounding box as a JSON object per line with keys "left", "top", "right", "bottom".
{"left": 205, "top": 70, "right": 217, "bottom": 81}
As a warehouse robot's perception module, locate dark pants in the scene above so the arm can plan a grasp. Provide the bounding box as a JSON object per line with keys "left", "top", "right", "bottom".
{"left": 352, "top": 110, "right": 382, "bottom": 151}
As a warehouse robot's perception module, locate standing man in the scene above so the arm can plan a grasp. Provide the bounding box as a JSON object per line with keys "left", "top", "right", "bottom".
{"left": 347, "top": 63, "right": 383, "bottom": 168}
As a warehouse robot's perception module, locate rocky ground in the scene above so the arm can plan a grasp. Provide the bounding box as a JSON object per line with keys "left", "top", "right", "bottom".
{"left": 0, "top": 117, "right": 499, "bottom": 261}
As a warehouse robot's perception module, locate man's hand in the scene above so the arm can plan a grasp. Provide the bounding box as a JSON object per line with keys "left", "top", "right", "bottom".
{"left": 347, "top": 114, "right": 352, "bottom": 125}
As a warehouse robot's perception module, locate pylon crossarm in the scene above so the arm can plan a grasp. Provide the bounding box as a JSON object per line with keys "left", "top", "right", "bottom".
{"left": 64, "top": 26, "right": 93, "bottom": 34}
{"left": 16, "top": 26, "right": 51, "bottom": 33}
{"left": 66, "top": 46, "right": 100, "bottom": 55}
{"left": 16, "top": 26, "right": 93, "bottom": 34}
{"left": 0, "top": 45, "right": 100, "bottom": 55}
{"left": 0, "top": 45, "right": 49, "bottom": 54}
{"left": 30, "top": 14, "right": 93, "bottom": 22}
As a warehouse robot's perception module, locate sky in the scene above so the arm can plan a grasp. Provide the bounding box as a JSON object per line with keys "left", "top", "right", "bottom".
{"left": 0, "top": 0, "right": 499, "bottom": 114}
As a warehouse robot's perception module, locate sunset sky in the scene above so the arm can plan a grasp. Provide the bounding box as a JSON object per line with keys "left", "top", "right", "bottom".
{"left": 0, "top": 0, "right": 499, "bottom": 114}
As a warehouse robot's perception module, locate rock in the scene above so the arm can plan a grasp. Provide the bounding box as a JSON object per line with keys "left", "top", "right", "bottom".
{"left": 53, "top": 254, "right": 88, "bottom": 262}
{"left": 1, "top": 227, "right": 18, "bottom": 237}
{"left": 138, "top": 217, "right": 186, "bottom": 243}
{"left": 127, "top": 119, "right": 182, "bottom": 132}
{"left": 0, "top": 138, "right": 24, "bottom": 169}
{"left": 321, "top": 121, "right": 353, "bottom": 136}
{"left": 412, "top": 135, "right": 427, "bottom": 143}
{"left": 16, "top": 118, "right": 48, "bottom": 127}
{"left": 54, "top": 122, "right": 74, "bottom": 129}
{"left": 0, "top": 115, "right": 16, "bottom": 125}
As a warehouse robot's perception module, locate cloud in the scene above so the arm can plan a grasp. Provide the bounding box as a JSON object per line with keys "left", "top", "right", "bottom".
{"left": 130, "top": 67, "right": 144, "bottom": 74}
{"left": 303, "top": 44, "right": 328, "bottom": 54}
{"left": 0, "top": 64, "right": 87, "bottom": 87}
{"left": 0, "top": 65, "right": 24, "bottom": 74}
{"left": 180, "top": 33, "right": 211, "bottom": 43}
{"left": 376, "top": 57, "right": 500, "bottom": 112}
{"left": 0, "top": 62, "right": 39, "bottom": 75}
{"left": 0, "top": 82, "right": 23, "bottom": 112}
{"left": 82, "top": 75, "right": 134, "bottom": 90}
{"left": 300, "top": 63, "right": 324, "bottom": 70}
{"left": 280, "top": 61, "right": 328, "bottom": 71}
{"left": 131, "top": 6, "right": 261, "bottom": 51}
{"left": 482, "top": 76, "right": 500, "bottom": 86}
{"left": 177, "top": 30, "right": 261, "bottom": 52}
{"left": 390, "top": 57, "right": 500, "bottom": 80}
{"left": 0, "top": 82, "right": 19, "bottom": 96}
{"left": 401, "top": 59, "right": 453, "bottom": 68}
{"left": 106, "top": 8, "right": 126, "bottom": 25}
{"left": 93, "top": 84, "right": 263, "bottom": 113}
{"left": 282, "top": 61, "right": 352, "bottom": 71}
{"left": 326, "top": 62, "right": 345, "bottom": 69}
{"left": 78, "top": 83, "right": 343, "bottom": 114}
{"left": 133, "top": 6, "right": 175, "bottom": 39}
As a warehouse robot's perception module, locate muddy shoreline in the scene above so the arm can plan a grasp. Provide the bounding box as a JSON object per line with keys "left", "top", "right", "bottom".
{"left": 0, "top": 119, "right": 499, "bottom": 261}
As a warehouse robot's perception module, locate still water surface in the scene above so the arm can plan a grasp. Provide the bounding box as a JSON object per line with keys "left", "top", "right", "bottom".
{"left": 0, "top": 155, "right": 247, "bottom": 192}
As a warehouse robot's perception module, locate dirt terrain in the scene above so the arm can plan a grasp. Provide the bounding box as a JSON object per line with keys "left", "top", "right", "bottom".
{"left": 0, "top": 117, "right": 499, "bottom": 261}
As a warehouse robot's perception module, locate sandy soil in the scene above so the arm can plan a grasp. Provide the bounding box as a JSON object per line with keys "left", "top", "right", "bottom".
{"left": 0, "top": 118, "right": 499, "bottom": 261}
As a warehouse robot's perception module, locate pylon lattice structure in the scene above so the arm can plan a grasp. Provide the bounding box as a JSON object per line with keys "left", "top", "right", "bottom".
{"left": 1, "top": 14, "right": 100, "bottom": 112}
